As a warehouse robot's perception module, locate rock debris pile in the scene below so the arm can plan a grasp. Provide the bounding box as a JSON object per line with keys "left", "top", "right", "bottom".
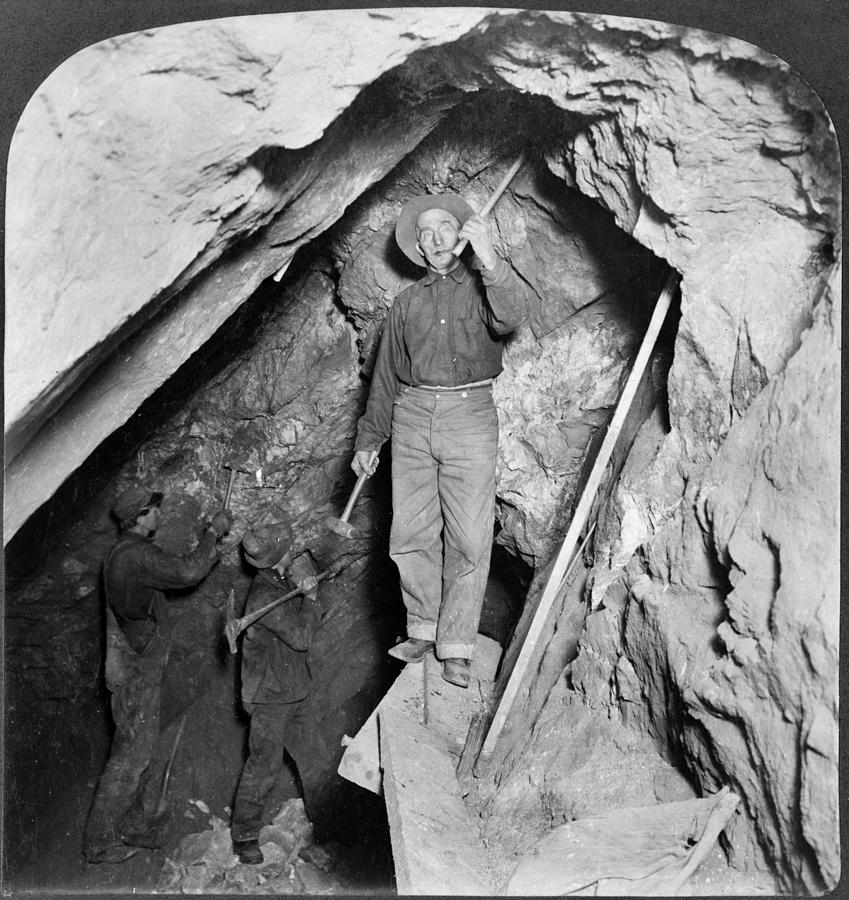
{"left": 158, "top": 801, "right": 347, "bottom": 894}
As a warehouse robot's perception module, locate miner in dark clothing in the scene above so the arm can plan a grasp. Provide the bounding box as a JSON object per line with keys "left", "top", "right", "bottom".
{"left": 83, "top": 486, "right": 232, "bottom": 864}
{"left": 352, "top": 196, "right": 526, "bottom": 688}
{"left": 231, "top": 522, "right": 334, "bottom": 865}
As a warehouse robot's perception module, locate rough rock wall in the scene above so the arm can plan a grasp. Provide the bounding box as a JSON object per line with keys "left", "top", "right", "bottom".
{"left": 689, "top": 281, "right": 839, "bottom": 888}
{"left": 4, "top": 8, "right": 839, "bottom": 891}
{"left": 464, "top": 13, "right": 839, "bottom": 894}
{"left": 6, "top": 8, "right": 494, "bottom": 430}
{"left": 6, "top": 96, "right": 651, "bottom": 859}
{"left": 564, "top": 274, "right": 839, "bottom": 892}
{"left": 5, "top": 8, "right": 499, "bottom": 537}
{"left": 4, "top": 252, "right": 400, "bottom": 853}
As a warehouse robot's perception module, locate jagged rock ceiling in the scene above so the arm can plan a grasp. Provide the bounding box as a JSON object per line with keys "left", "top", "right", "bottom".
{"left": 3, "top": 7, "right": 840, "bottom": 894}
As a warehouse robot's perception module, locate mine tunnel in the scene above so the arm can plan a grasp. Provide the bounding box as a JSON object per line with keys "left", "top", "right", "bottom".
{"left": 3, "top": 9, "right": 840, "bottom": 896}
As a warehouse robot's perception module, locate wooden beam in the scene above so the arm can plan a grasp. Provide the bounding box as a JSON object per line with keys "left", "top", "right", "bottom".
{"left": 478, "top": 271, "right": 680, "bottom": 763}
{"left": 380, "top": 706, "right": 494, "bottom": 895}
{"left": 337, "top": 636, "right": 502, "bottom": 794}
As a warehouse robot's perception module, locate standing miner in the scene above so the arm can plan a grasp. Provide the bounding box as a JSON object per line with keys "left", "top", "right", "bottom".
{"left": 230, "top": 522, "right": 337, "bottom": 865}
{"left": 84, "top": 486, "right": 232, "bottom": 864}
{"left": 351, "top": 195, "right": 526, "bottom": 688}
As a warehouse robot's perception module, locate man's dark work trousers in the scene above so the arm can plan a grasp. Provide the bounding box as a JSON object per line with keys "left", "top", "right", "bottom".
{"left": 231, "top": 697, "right": 333, "bottom": 843}
{"left": 390, "top": 382, "right": 497, "bottom": 660}
{"left": 83, "top": 608, "right": 168, "bottom": 856}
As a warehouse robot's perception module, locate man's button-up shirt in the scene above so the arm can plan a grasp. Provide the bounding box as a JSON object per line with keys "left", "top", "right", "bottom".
{"left": 105, "top": 530, "right": 219, "bottom": 653}
{"left": 355, "top": 256, "right": 526, "bottom": 451}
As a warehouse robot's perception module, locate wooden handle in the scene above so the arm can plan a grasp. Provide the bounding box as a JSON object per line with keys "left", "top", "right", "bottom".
{"left": 223, "top": 468, "right": 237, "bottom": 507}
{"left": 452, "top": 150, "right": 526, "bottom": 257}
{"left": 340, "top": 473, "right": 368, "bottom": 523}
{"left": 341, "top": 450, "right": 378, "bottom": 524}
{"left": 229, "top": 563, "right": 342, "bottom": 638}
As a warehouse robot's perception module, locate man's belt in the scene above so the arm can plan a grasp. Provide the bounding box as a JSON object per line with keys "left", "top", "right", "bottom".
{"left": 407, "top": 378, "right": 493, "bottom": 392}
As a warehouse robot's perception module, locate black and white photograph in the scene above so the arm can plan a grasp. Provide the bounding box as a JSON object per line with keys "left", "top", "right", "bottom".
{"left": 2, "top": 1, "right": 842, "bottom": 895}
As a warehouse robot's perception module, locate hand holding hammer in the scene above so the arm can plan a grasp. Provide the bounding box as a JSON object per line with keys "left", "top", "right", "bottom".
{"left": 351, "top": 449, "right": 378, "bottom": 479}
{"left": 326, "top": 450, "right": 378, "bottom": 540}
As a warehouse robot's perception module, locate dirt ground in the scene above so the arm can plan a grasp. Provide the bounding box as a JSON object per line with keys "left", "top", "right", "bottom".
{"left": 5, "top": 792, "right": 393, "bottom": 896}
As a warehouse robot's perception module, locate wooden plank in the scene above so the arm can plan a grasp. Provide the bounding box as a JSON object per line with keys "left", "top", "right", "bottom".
{"left": 337, "top": 635, "right": 501, "bottom": 794}
{"left": 380, "top": 705, "right": 494, "bottom": 895}
{"left": 478, "top": 272, "right": 680, "bottom": 763}
{"left": 337, "top": 718, "right": 382, "bottom": 795}
{"left": 456, "top": 711, "right": 488, "bottom": 781}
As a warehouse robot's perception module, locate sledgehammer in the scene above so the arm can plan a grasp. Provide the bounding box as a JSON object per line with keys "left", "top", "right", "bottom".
{"left": 326, "top": 450, "right": 378, "bottom": 539}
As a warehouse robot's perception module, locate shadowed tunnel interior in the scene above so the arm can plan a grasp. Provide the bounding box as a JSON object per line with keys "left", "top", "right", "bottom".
{"left": 3, "top": 8, "right": 839, "bottom": 896}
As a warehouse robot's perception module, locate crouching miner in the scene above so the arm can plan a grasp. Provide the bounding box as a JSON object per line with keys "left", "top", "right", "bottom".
{"left": 230, "top": 522, "right": 336, "bottom": 865}
{"left": 352, "top": 194, "right": 527, "bottom": 688}
{"left": 83, "top": 486, "right": 232, "bottom": 864}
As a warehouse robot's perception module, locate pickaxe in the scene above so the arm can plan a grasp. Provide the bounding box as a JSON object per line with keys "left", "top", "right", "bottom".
{"left": 451, "top": 149, "right": 527, "bottom": 258}
{"left": 224, "top": 558, "right": 348, "bottom": 654}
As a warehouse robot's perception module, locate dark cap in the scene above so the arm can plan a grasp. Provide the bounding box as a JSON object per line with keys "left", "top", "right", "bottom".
{"left": 112, "top": 486, "right": 163, "bottom": 525}
{"left": 242, "top": 522, "right": 294, "bottom": 569}
{"left": 395, "top": 193, "right": 476, "bottom": 267}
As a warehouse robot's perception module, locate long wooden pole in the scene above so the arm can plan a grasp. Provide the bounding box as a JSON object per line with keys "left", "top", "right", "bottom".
{"left": 478, "top": 271, "right": 680, "bottom": 762}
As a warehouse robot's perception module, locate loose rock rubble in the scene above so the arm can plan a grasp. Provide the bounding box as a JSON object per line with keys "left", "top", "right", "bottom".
{"left": 157, "top": 800, "right": 347, "bottom": 894}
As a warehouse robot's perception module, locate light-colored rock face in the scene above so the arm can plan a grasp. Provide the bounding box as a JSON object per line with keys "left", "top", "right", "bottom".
{"left": 4, "top": 9, "right": 839, "bottom": 893}
{"left": 6, "top": 9, "right": 839, "bottom": 539}
{"left": 5, "top": 8, "right": 502, "bottom": 535}
{"left": 5, "top": 9, "right": 495, "bottom": 426}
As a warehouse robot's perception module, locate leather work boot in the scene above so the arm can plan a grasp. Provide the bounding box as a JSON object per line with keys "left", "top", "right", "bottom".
{"left": 442, "top": 658, "right": 470, "bottom": 688}
{"left": 387, "top": 637, "right": 435, "bottom": 663}
{"left": 233, "top": 838, "right": 264, "bottom": 865}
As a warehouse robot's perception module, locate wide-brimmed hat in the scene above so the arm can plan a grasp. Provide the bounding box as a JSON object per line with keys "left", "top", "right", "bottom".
{"left": 395, "top": 194, "right": 476, "bottom": 267}
{"left": 112, "top": 486, "right": 163, "bottom": 526}
{"left": 242, "top": 522, "right": 294, "bottom": 569}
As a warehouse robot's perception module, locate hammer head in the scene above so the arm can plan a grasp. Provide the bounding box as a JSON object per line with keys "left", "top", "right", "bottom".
{"left": 326, "top": 515, "right": 357, "bottom": 539}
